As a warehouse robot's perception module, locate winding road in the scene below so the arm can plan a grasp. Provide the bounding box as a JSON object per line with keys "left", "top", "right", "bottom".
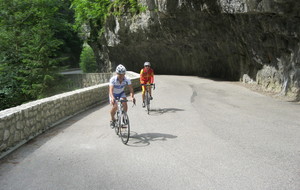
{"left": 1, "top": 75, "right": 299, "bottom": 190}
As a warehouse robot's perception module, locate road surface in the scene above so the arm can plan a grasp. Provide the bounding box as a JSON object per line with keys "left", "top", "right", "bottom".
{"left": 0, "top": 75, "right": 299, "bottom": 190}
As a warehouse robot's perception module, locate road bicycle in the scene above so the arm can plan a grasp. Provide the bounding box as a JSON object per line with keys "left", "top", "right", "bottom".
{"left": 141, "top": 83, "right": 155, "bottom": 114}
{"left": 111, "top": 98, "right": 134, "bottom": 144}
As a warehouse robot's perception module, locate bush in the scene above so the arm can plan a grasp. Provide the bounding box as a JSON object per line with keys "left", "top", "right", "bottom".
{"left": 79, "top": 45, "right": 97, "bottom": 73}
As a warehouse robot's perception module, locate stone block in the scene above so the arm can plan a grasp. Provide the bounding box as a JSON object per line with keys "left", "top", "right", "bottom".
{"left": 16, "top": 121, "right": 24, "bottom": 130}
{"left": 0, "top": 129, "right": 3, "bottom": 141}
{"left": 0, "top": 121, "right": 4, "bottom": 130}
{"left": 0, "top": 143, "right": 7, "bottom": 152}
{"left": 242, "top": 74, "right": 253, "bottom": 83}
{"left": 3, "top": 130, "right": 10, "bottom": 141}
{"left": 14, "top": 131, "right": 21, "bottom": 142}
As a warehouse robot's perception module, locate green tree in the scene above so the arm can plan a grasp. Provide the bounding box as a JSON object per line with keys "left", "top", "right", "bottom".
{"left": 71, "top": 0, "right": 111, "bottom": 41}
{"left": 79, "top": 44, "right": 97, "bottom": 73}
{"left": 0, "top": 0, "right": 80, "bottom": 110}
{"left": 71, "top": 0, "right": 146, "bottom": 72}
{"left": 55, "top": 1, "right": 83, "bottom": 68}
{"left": 71, "top": 0, "right": 145, "bottom": 36}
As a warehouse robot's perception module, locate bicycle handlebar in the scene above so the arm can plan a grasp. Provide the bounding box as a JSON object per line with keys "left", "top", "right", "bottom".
{"left": 115, "top": 98, "right": 136, "bottom": 107}
{"left": 115, "top": 99, "right": 128, "bottom": 103}
{"left": 141, "top": 83, "right": 155, "bottom": 90}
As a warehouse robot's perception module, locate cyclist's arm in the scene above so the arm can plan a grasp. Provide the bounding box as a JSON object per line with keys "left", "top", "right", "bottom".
{"left": 140, "top": 69, "right": 144, "bottom": 84}
{"left": 109, "top": 85, "right": 115, "bottom": 104}
{"left": 128, "top": 84, "right": 135, "bottom": 103}
{"left": 150, "top": 70, "right": 154, "bottom": 84}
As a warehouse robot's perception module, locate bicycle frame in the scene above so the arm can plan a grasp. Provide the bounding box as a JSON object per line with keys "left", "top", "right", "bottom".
{"left": 141, "top": 83, "right": 155, "bottom": 114}
{"left": 113, "top": 98, "right": 131, "bottom": 144}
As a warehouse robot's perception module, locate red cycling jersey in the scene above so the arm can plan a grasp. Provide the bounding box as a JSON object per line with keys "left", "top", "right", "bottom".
{"left": 140, "top": 68, "right": 154, "bottom": 84}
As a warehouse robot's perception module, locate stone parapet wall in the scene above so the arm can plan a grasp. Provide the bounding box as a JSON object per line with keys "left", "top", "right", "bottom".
{"left": 0, "top": 72, "right": 140, "bottom": 158}
{"left": 64, "top": 73, "right": 113, "bottom": 89}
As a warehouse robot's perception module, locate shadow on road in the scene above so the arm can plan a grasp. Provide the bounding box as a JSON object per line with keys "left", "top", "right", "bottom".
{"left": 127, "top": 132, "right": 177, "bottom": 147}
{"left": 149, "top": 108, "right": 184, "bottom": 116}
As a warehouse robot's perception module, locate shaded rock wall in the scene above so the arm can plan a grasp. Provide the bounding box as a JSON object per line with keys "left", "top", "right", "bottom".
{"left": 92, "top": 0, "right": 300, "bottom": 96}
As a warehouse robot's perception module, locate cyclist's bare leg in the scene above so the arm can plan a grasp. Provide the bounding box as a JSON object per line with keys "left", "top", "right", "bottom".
{"left": 141, "top": 85, "right": 146, "bottom": 102}
{"left": 123, "top": 102, "right": 128, "bottom": 112}
{"left": 110, "top": 104, "right": 117, "bottom": 121}
{"left": 142, "top": 91, "right": 145, "bottom": 102}
{"left": 148, "top": 86, "right": 152, "bottom": 97}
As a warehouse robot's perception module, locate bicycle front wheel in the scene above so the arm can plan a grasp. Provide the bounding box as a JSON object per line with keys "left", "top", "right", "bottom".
{"left": 119, "top": 112, "right": 130, "bottom": 144}
{"left": 146, "top": 92, "right": 150, "bottom": 114}
{"left": 115, "top": 118, "right": 119, "bottom": 135}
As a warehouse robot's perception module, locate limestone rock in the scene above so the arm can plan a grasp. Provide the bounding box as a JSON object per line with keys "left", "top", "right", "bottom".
{"left": 88, "top": 0, "right": 300, "bottom": 96}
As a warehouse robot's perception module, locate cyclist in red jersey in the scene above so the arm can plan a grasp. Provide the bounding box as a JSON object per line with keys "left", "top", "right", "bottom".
{"left": 140, "top": 62, "right": 154, "bottom": 108}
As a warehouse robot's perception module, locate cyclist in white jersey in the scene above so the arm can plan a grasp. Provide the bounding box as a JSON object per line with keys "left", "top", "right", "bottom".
{"left": 109, "top": 64, "right": 135, "bottom": 126}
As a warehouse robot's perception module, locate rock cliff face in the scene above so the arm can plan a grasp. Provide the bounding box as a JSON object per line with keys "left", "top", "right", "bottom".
{"left": 91, "top": 0, "right": 300, "bottom": 97}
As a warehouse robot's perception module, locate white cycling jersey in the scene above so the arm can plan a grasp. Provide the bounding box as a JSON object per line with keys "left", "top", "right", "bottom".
{"left": 109, "top": 75, "right": 131, "bottom": 94}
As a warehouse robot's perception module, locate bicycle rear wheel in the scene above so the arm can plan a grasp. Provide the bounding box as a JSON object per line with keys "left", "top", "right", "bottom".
{"left": 119, "top": 112, "right": 130, "bottom": 144}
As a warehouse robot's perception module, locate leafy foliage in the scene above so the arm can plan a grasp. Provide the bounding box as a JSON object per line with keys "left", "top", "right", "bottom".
{"left": 0, "top": 0, "right": 81, "bottom": 110}
{"left": 71, "top": 0, "right": 111, "bottom": 37}
{"left": 79, "top": 44, "right": 97, "bottom": 73}
{"left": 110, "top": 0, "right": 147, "bottom": 16}
{"left": 71, "top": 0, "right": 146, "bottom": 73}
{"left": 71, "top": 0, "right": 145, "bottom": 30}
{"left": 0, "top": 0, "right": 145, "bottom": 110}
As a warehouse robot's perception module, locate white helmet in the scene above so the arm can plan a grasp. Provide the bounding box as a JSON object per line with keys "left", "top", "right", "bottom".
{"left": 144, "top": 62, "right": 151, "bottom": 67}
{"left": 116, "top": 64, "right": 126, "bottom": 74}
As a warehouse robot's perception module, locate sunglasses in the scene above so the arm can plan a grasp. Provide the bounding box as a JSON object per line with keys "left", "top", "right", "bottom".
{"left": 145, "top": 65, "right": 150, "bottom": 67}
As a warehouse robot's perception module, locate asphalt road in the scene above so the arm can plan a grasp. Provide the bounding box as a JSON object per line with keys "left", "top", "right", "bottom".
{"left": 0, "top": 75, "right": 299, "bottom": 190}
